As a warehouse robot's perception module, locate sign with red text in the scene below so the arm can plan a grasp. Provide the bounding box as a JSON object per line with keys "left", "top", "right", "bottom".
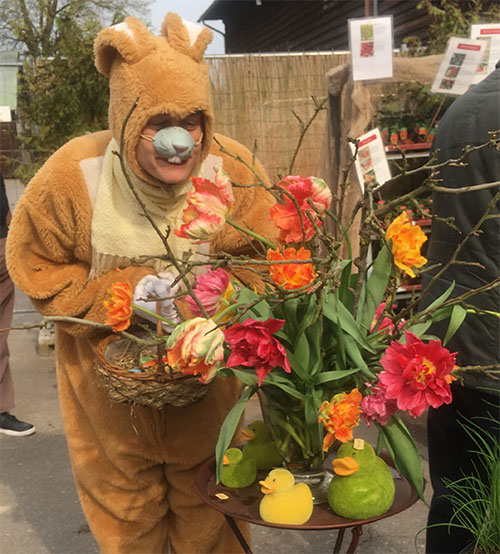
{"left": 431, "top": 37, "right": 485, "bottom": 95}
{"left": 349, "top": 16, "right": 393, "bottom": 81}
{"left": 470, "top": 23, "right": 500, "bottom": 84}
{"left": 350, "top": 128, "right": 391, "bottom": 193}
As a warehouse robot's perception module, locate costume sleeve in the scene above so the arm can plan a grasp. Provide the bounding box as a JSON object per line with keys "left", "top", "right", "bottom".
{"left": 6, "top": 136, "right": 154, "bottom": 338}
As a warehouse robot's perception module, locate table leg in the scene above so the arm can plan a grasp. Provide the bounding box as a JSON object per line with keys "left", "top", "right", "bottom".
{"left": 333, "top": 527, "right": 345, "bottom": 553}
{"left": 224, "top": 514, "right": 253, "bottom": 554}
{"left": 347, "top": 525, "right": 363, "bottom": 553}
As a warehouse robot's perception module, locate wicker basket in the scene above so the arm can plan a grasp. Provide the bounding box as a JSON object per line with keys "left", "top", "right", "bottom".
{"left": 95, "top": 334, "right": 210, "bottom": 409}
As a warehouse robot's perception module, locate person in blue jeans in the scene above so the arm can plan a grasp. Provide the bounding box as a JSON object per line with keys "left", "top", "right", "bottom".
{"left": 420, "top": 61, "right": 500, "bottom": 553}
{"left": 0, "top": 171, "right": 35, "bottom": 436}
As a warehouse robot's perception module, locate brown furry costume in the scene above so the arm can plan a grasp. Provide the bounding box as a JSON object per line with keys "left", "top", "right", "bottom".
{"left": 7, "top": 13, "right": 276, "bottom": 553}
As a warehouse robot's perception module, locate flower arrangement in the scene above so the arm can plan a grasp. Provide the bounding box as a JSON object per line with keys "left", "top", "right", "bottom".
{"left": 96, "top": 108, "right": 500, "bottom": 500}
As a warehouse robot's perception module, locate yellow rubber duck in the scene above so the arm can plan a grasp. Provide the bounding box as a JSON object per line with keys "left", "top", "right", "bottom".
{"left": 220, "top": 448, "right": 257, "bottom": 488}
{"left": 259, "top": 468, "right": 313, "bottom": 525}
{"left": 241, "top": 420, "right": 283, "bottom": 470}
{"left": 328, "top": 438, "right": 395, "bottom": 520}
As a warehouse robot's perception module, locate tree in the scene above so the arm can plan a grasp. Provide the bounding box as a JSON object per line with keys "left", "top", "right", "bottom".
{"left": 0, "top": 0, "right": 151, "bottom": 58}
{"left": 0, "top": 0, "right": 152, "bottom": 182}
{"left": 404, "top": 0, "right": 500, "bottom": 54}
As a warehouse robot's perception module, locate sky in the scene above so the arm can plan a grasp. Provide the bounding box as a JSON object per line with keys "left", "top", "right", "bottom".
{"left": 150, "top": 0, "right": 226, "bottom": 54}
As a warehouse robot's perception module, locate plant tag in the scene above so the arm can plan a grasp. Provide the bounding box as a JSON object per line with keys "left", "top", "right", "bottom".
{"left": 354, "top": 438, "right": 365, "bottom": 450}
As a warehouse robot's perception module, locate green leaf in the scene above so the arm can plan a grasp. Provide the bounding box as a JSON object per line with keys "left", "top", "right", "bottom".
{"left": 424, "top": 281, "right": 456, "bottom": 311}
{"left": 286, "top": 333, "right": 310, "bottom": 379}
{"left": 232, "top": 283, "right": 273, "bottom": 320}
{"left": 375, "top": 416, "right": 424, "bottom": 499}
{"left": 295, "top": 294, "right": 319, "bottom": 336}
{"left": 220, "top": 367, "right": 259, "bottom": 387}
{"left": 338, "top": 260, "right": 352, "bottom": 305}
{"left": 261, "top": 380, "right": 306, "bottom": 400}
{"left": 215, "top": 385, "right": 257, "bottom": 483}
{"left": 313, "top": 368, "right": 361, "bottom": 386}
{"left": 444, "top": 304, "right": 467, "bottom": 346}
{"left": 335, "top": 296, "right": 375, "bottom": 353}
{"left": 360, "top": 245, "right": 392, "bottom": 331}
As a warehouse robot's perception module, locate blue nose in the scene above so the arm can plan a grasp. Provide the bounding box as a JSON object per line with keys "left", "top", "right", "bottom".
{"left": 152, "top": 127, "right": 196, "bottom": 160}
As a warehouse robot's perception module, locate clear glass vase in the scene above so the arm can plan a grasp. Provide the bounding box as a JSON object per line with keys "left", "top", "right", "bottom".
{"left": 257, "top": 386, "right": 332, "bottom": 504}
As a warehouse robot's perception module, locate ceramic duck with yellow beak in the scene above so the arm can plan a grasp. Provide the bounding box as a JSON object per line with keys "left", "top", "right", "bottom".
{"left": 241, "top": 420, "right": 283, "bottom": 470}
{"left": 327, "top": 438, "right": 395, "bottom": 520}
{"left": 220, "top": 447, "right": 257, "bottom": 488}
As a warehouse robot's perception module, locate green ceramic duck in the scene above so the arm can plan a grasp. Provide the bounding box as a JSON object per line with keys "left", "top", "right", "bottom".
{"left": 328, "top": 438, "right": 395, "bottom": 520}
{"left": 241, "top": 420, "right": 283, "bottom": 470}
{"left": 220, "top": 447, "right": 257, "bottom": 488}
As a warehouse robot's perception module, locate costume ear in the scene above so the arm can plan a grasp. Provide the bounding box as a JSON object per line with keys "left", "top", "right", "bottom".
{"left": 94, "top": 17, "right": 156, "bottom": 76}
{"left": 161, "top": 12, "right": 213, "bottom": 63}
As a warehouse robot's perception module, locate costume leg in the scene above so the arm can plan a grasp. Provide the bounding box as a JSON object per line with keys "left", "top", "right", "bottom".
{"left": 164, "top": 459, "right": 249, "bottom": 554}
{"left": 0, "top": 237, "right": 15, "bottom": 412}
{"left": 56, "top": 333, "right": 172, "bottom": 554}
{"left": 162, "top": 377, "right": 249, "bottom": 553}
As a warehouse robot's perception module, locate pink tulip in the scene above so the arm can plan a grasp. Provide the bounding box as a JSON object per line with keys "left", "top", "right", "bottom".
{"left": 361, "top": 382, "right": 397, "bottom": 426}
{"left": 175, "top": 168, "right": 234, "bottom": 242}
{"left": 186, "top": 268, "right": 231, "bottom": 317}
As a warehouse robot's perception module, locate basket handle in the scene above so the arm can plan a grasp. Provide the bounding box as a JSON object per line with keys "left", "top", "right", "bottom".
{"left": 155, "top": 301, "right": 165, "bottom": 375}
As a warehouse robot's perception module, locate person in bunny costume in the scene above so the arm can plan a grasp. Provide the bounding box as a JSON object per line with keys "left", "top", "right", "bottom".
{"left": 7, "top": 12, "right": 277, "bottom": 553}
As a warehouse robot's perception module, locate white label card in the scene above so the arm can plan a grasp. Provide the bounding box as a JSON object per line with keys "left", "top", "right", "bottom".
{"left": 349, "top": 16, "right": 393, "bottom": 81}
{"left": 431, "top": 37, "right": 485, "bottom": 96}
{"left": 350, "top": 128, "right": 392, "bottom": 194}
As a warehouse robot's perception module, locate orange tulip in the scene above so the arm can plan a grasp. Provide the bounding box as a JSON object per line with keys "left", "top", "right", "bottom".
{"left": 266, "top": 247, "right": 316, "bottom": 290}
{"left": 103, "top": 281, "right": 133, "bottom": 332}
{"left": 386, "top": 211, "right": 427, "bottom": 278}
{"left": 318, "top": 388, "right": 362, "bottom": 450}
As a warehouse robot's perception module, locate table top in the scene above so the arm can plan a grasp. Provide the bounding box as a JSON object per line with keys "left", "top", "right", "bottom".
{"left": 195, "top": 454, "right": 419, "bottom": 531}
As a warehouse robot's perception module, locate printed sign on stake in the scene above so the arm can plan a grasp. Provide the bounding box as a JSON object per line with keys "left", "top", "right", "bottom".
{"left": 470, "top": 23, "right": 500, "bottom": 84}
{"left": 349, "top": 16, "right": 393, "bottom": 81}
{"left": 350, "top": 128, "right": 391, "bottom": 194}
{"left": 431, "top": 37, "right": 485, "bottom": 96}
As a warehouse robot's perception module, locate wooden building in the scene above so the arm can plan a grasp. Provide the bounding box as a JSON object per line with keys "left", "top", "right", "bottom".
{"left": 199, "top": 0, "right": 433, "bottom": 54}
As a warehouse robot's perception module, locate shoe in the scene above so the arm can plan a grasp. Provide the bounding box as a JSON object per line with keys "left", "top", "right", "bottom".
{"left": 0, "top": 412, "right": 36, "bottom": 436}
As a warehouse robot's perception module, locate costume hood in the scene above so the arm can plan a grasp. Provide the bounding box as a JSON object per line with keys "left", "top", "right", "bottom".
{"left": 94, "top": 13, "right": 214, "bottom": 183}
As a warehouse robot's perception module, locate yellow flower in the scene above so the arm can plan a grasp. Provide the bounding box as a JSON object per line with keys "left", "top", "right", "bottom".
{"left": 386, "top": 211, "right": 427, "bottom": 278}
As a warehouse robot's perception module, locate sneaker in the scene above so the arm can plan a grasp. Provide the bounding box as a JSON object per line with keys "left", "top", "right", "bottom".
{"left": 0, "top": 412, "right": 36, "bottom": 436}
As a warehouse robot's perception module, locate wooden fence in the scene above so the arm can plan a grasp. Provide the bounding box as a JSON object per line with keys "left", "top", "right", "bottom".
{"left": 206, "top": 52, "right": 349, "bottom": 182}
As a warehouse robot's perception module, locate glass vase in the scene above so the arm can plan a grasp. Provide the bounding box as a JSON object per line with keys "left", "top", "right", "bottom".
{"left": 257, "top": 386, "right": 332, "bottom": 504}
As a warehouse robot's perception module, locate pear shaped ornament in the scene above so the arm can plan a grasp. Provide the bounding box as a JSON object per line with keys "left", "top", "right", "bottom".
{"left": 328, "top": 438, "right": 395, "bottom": 520}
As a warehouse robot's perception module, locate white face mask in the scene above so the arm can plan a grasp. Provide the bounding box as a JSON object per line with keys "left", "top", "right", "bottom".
{"left": 140, "top": 126, "right": 203, "bottom": 163}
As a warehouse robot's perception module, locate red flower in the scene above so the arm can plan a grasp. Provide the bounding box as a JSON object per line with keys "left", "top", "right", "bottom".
{"left": 378, "top": 331, "right": 456, "bottom": 418}
{"left": 370, "top": 302, "right": 404, "bottom": 336}
{"left": 103, "top": 281, "right": 133, "bottom": 332}
{"left": 270, "top": 175, "right": 332, "bottom": 243}
{"left": 266, "top": 247, "right": 316, "bottom": 290}
{"left": 361, "top": 382, "right": 397, "bottom": 426}
{"left": 224, "top": 318, "right": 291, "bottom": 384}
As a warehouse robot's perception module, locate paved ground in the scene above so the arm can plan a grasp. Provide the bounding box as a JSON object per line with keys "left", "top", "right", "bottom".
{"left": 0, "top": 179, "right": 433, "bottom": 553}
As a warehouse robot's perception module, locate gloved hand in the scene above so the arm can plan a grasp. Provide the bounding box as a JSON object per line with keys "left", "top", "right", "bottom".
{"left": 133, "top": 272, "right": 180, "bottom": 330}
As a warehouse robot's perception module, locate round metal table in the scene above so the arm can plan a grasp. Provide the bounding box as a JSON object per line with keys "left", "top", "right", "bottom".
{"left": 195, "top": 453, "right": 419, "bottom": 553}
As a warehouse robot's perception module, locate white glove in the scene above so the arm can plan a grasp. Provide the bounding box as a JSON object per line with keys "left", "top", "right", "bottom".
{"left": 133, "top": 272, "right": 180, "bottom": 330}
